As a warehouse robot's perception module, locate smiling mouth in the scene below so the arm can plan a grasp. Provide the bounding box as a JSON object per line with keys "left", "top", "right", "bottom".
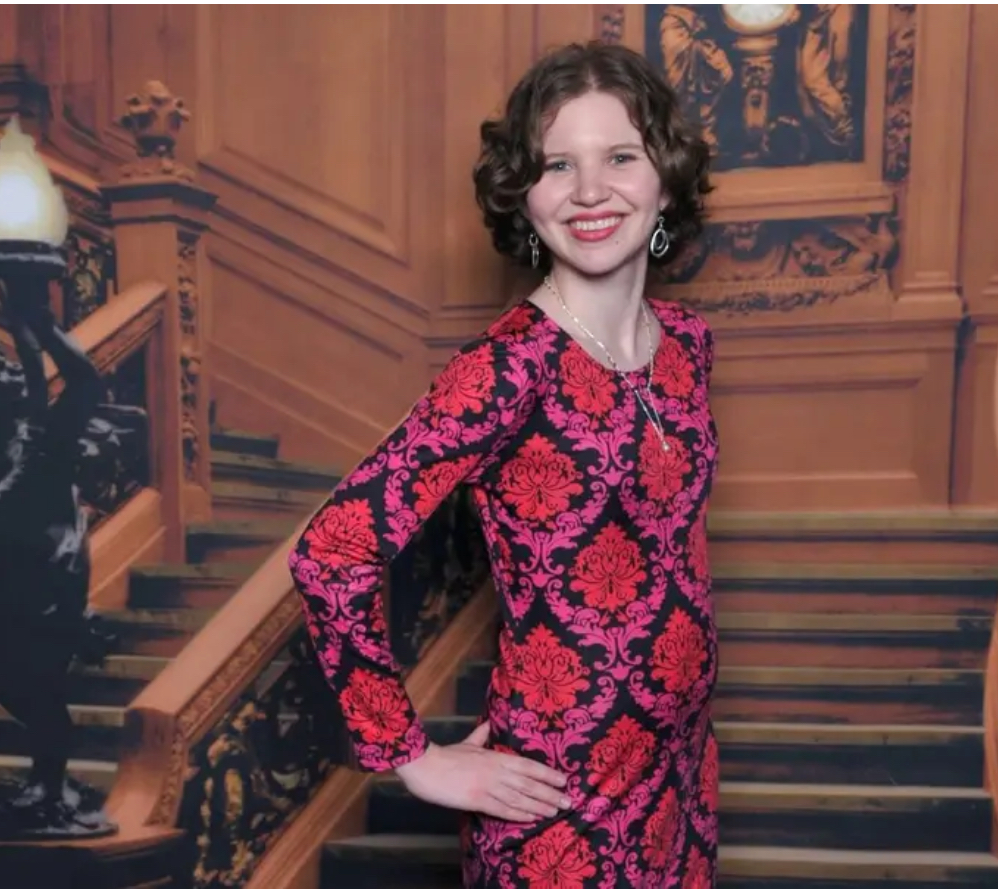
{"left": 568, "top": 215, "right": 623, "bottom": 232}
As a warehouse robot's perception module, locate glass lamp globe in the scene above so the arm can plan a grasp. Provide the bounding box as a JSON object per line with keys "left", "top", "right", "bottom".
{"left": 0, "top": 115, "right": 69, "bottom": 247}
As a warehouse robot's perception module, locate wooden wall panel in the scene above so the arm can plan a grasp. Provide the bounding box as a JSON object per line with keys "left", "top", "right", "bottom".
{"left": 207, "top": 224, "right": 422, "bottom": 468}
{"left": 11, "top": 4, "right": 995, "bottom": 509}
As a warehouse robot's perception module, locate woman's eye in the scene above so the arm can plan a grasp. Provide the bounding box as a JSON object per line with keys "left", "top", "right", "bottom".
{"left": 611, "top": 153, "right": 636, "bottom": 165}
{"left": 544, "top": 160, "right": 570, "bottom": 173}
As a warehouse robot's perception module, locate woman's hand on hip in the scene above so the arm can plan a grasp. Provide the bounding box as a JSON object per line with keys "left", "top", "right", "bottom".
{"left": 395, "top": 721, "right": 571, "bottom": 822}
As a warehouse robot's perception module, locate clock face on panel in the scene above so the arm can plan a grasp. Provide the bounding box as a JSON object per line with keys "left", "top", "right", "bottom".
{"left": 722, "top": 4, "right": 796, "bottom": 34}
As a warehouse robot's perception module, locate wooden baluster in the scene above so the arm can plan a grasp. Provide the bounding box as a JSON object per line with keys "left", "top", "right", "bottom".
{"left": 101, "top": 80, "right": 217, "bottom": 560}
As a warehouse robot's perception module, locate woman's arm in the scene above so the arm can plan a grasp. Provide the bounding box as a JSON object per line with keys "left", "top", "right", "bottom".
{"left": 289, "top": 335, "right": 539, "bottom": 772}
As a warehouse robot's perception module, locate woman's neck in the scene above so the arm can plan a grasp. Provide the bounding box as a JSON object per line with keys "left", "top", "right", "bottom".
{"left": 535, "top": 258, "right": 657, "bottom": 368}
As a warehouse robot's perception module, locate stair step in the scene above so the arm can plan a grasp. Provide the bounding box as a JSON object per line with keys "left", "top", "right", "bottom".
{"left": 0, "top": 755, "right": 117, "bottom": 796}
{"left": 209, "top": 427, "right": 280, "bottom": 458}
{"left": 712, "top": 563, "right": 998, "bottom": 615}
{"left": 366, "top": 776, "right": 993, "bottom": 852}
{"left": 185, "top": 519, "right": 299, "bottom": 565}
{"left": 716, "top": 612, "right": 992, "bottom": 669}
{"left": 716, "top": 721, "right": 985, "bottom": 787}
{"left": 323, "top": 833, "right": 461, "bottom": 888}
{"left": 0, "top": 705, "right": 125, "bottom": 761}
{"left": 210, "top": 451, "right": 341, "bottom": 492}
{"left": 129, "top": 562, "right": 254, "bottom": 609}
{"left": 718, "top": 782, "right": 993, "bottom": 852}
{"left": 422, "top": 716, "right": 985, "bottom": 787}
{"left": 210, "top": 479, "right": 318, "bottom": 522}
{"left": 456, "top": 663, "right": 985, "bottom": 726}
{"left": 718, "top": 613, "right": 993, "bottom": 632}
{"left": 719, "top": 845, "right": 998, "bottom": 886}
{"left": 99, "top": 607, "right": 214, "bottom": 656}
{"left": 69, "top": 655, "right": 172, "bottom": 705}
{"left": 713, "top": 667, "right": 984, "bottom": 726}
{"left": 708, "top": 511, "right": 998, "bottom": 538}
{"left": 322, "top": 834, "right": 998, "bottom": 886}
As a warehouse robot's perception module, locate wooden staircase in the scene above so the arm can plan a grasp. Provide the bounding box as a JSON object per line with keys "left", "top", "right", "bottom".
{"left": 2, "top": 420, "right": 996, "bottom": 888}
{"left": 0, "top": 428, "right": 340, "bottom": 812}
{"left": 322, "top": 564, "right": 998, "bottom": 888}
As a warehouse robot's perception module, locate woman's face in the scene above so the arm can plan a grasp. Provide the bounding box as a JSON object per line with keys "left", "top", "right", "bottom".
{"left": 525, "top": 90, "right": 666, "bottom": 279}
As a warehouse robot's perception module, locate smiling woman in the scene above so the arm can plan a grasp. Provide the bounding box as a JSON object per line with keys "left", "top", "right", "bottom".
{"left": 289, "top": 40, "right": 719, "bottom": 889}
{"left": 474, "top": 42, "right": 711, "bottom": 280}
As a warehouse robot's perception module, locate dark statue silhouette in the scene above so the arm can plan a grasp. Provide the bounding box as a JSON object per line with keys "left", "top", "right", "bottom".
{"left": 0, "top": 282, "right": 144, "bottom": 839}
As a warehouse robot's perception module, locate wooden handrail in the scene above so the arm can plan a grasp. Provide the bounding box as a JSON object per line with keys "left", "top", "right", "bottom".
{"left": 106, "top": 521, "right": 310, "bottom": 828}
{"left": 47, "top": 280, "right": 167, "bottom": 381}
{"left": 0, "top": 280, "right": 167, "bottom": 383}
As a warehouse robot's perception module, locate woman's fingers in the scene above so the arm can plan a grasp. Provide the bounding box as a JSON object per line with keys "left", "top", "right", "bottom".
{"left": 502, "top": 770, "right": 571, "bottom": 811}
{"left": 490, "top": 784, "right": 559, "bottom": 820}
{"left": 485, "top": 798, "right": 537, "bottom": 822}
{"left": 506, "top": 753, "right": 569, "bottom": 789}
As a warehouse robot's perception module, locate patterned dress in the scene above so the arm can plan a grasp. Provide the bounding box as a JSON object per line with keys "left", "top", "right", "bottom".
{"left": 289, "top": 298, "right": 720, "bottom": 888}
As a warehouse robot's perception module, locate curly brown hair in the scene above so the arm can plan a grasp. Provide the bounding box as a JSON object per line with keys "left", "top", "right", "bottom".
{"left": 473, "top": 41, "right": 712, "bottom": 271}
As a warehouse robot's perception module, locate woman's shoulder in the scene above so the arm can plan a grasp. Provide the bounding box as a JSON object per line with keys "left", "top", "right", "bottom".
{"left": 452, "top": 299, "right": 553, "bottom": 366}
{"left": 431, "top": 300, "right": 551, "bottom": 402}
{"left": 647, "top": 296, "right": 712, "bottom": 338}
{"left": 482, "top": 299, "right": 550, "bottom": 344}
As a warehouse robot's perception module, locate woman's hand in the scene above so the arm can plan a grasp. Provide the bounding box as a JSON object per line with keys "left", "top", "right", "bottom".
{"left": 395, "top": 721, "right": 571, "bottom": 822}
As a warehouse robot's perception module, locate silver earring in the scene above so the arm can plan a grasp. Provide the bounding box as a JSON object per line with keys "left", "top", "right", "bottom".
{"left": 528, "top": 232, "right": 540, "bottom": 269}
{"left": 650, "top": 216, "right": 670, "bottom": 259}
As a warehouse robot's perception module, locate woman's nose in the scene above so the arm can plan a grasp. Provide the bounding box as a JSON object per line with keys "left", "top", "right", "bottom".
{"left": 572, "top": 164, "right": 610, "bottom": 207}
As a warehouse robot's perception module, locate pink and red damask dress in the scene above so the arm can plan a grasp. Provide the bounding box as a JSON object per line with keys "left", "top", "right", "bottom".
{"left": 289, "top": 298, "right": 719, "bottom": 888}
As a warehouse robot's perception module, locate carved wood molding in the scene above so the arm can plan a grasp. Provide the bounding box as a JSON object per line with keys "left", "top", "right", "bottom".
{"left": 591, "top": 5, "right": 926, "bottom": 321}
{"left": 148, "top": 593, "right": 303, "bottom": 826}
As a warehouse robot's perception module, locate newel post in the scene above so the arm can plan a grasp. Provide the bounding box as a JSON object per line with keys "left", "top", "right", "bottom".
{"left": 101, "top": 81, "right": 217, "bottom": 560}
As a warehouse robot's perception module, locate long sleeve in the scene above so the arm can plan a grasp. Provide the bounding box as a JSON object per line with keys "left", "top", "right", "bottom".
{"left": 288, "top": 335, "right": 538, "bottom": 772}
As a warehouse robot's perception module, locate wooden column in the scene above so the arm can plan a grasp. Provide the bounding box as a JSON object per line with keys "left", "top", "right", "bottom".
{"left": 951, "top": 5, "right": 998, "bottom": 507}
{"left": 894, "top": 5, "right": 970, "bottom": 317}
{"left": 101, "top": 81, "right": 217, "bottom": 559}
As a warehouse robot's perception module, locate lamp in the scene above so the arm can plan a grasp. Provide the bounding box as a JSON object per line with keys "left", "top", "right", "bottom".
{"left": 0, "top": 114, "right": 69, "bottom": 296}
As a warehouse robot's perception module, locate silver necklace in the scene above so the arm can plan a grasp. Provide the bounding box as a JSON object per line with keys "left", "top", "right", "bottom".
{"left": 543, "top": 275, "right": 671, "bottom": 453}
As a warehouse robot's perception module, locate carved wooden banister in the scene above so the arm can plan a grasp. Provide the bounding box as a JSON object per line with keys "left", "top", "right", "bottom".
{"left": 106, "top": 527, "right": 309, "bottom": 829}
{"left": 0, "top": 279, "right": 166, "bottom": 376}
{"left": 43, "top": 279, "right": 166, "bottom": 382}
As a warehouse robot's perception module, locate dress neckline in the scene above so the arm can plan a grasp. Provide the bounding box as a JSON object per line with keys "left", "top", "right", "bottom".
{"left": 521, "top": 298, "right": 662, "bottom": 376}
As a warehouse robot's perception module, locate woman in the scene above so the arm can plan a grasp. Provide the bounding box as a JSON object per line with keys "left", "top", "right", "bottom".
{"left": 289, "top": 41, "right": 717, "bottom": 887}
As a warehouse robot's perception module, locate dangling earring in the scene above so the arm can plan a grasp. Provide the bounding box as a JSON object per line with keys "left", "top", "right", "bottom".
{"left": 528, "top": 232, "right": 540, "bottom": 269}
{"left": 649, "top": 216, "right": 670, "bottom": 259}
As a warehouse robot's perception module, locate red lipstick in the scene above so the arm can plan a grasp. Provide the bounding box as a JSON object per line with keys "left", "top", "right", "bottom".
{"left": 567, "top": 213, "right": 623, "bottom": 242}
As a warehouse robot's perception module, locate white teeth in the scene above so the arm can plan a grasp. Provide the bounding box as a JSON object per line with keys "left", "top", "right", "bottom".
{"left": 570, "top": 216, "right": 621, "bottom": 232}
